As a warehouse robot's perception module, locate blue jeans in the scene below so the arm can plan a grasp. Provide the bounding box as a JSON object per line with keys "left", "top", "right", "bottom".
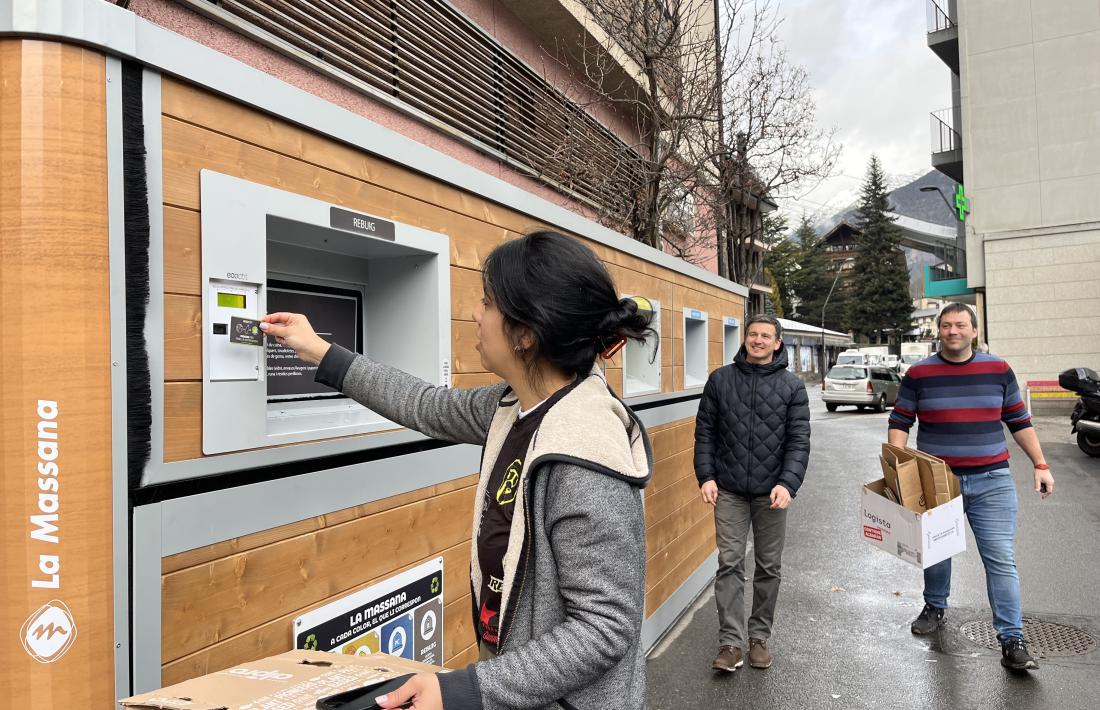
{"left": 923, "top": 468, "right": 1023, "bottom": 641}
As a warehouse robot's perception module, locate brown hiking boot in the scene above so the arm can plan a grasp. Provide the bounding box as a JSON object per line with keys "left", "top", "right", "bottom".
{"left": 711, "top": 645, "right": 743, "bottom": 672}
{"left": 748, "top": 639, "right": 772, "bottom": 669}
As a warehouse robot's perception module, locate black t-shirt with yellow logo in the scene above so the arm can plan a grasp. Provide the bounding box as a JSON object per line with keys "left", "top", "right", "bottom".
{"left": 476, "top": 381, "right": 578, "bottom": 650}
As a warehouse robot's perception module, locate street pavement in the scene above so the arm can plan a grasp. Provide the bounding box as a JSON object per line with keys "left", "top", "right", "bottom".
{"left": 646, "top": 387, "right": 1100, "bottom": 709}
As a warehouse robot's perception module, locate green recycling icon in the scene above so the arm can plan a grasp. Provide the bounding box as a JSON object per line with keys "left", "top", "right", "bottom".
{"left": 431, "top": 577, "right": 440, "bottom": 594}
{"left": 303, "top": 633, "right": 318, "bottom": 651}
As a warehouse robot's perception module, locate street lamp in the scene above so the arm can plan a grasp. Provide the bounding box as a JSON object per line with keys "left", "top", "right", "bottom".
{"left": 920, "top": 185, "right": 964, "bottom": 278}
{"left": 919, "top": 185, "right": 954, "bottom": 214}
{"left": 821, "top": 257, "right": 855, "bottom": 386}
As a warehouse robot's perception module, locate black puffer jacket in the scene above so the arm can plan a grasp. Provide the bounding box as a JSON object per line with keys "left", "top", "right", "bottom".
{"left": 693, "top": 345, "right": 811, "bottom": 497}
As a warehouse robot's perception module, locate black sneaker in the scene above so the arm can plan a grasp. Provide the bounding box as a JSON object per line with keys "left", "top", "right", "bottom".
{"left": 1001, "top": 638, "right": 1039, "bottom": 670}
{"left": 910, "top": 603, "right": 945, "bottom": 635}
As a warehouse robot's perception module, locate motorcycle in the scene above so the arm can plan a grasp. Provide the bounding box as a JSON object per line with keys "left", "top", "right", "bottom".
{"left": 1057, "top": 367, "right": 1100, "bottom": 457}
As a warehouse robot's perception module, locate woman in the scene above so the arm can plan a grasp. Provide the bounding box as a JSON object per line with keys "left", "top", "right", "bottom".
{"left": 261, "top": 231, "right": 654, "bottom": 710}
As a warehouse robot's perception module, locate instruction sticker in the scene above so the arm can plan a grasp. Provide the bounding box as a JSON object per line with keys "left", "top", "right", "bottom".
{"left": 293, "top": 558, "right": 444, "bottom": 666}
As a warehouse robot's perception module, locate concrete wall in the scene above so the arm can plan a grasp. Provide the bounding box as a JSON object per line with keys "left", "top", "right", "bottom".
{"left": 958, "top": 0, "right": 1100, "bottom": 383}
{"left": 983, "top": 227, "right": 1100, "bottom": 384}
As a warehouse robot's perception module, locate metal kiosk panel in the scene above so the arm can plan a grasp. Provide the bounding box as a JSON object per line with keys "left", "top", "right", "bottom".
{"left": 200, "top": 171, "right": 451, "bottom": 454}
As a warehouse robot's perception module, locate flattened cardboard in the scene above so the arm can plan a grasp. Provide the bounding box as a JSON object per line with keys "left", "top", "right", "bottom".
{"left": 908, "top": 447, "right": 960, "bottom": 508}
{"left": 119, "top": 650, "right": 440, "bottom": 710}
{"left": 880, "top": 444, "right": 925, "bottom": 512}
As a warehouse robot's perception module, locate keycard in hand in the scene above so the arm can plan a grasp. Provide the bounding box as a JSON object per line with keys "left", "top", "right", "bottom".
{"left": 229, "top": 316, "right": 264, "bottom": 346}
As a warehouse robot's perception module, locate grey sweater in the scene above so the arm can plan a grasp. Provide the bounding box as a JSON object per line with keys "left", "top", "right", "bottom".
{"left": 317, "top": 346, "right": 652, "bottom": 709}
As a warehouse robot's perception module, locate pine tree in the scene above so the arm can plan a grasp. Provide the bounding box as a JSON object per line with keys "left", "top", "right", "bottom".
{"left": 788, "top": 219, "right": 833, "bottom": 328}
{"left": 847, "top": 156, "right": 913, "bottom": 350}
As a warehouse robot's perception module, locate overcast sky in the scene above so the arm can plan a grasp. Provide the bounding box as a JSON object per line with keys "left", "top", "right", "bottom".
{"left": 772, "top": 0, "right": 952, "bottom": 224}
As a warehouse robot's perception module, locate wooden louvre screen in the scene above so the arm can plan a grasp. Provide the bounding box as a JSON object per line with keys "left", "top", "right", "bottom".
{"left": 178, "top": 0, "right": 643, "bottom": 217}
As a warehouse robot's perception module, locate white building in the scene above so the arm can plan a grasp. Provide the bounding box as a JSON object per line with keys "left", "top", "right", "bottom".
{"left": 927, "top": 0, "right": 1100, "bottom": 383}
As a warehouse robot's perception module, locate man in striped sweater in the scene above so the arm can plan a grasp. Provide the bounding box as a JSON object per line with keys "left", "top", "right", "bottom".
{"left": 887, "top": 303, "right": 1054, "bottom": 672}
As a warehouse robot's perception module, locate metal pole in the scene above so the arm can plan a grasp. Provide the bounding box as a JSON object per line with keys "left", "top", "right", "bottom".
{"left": 821, "top": 266, "right": 843, "bottom": 385}
{"left": 820, "top": 258, "right": 852, "bottom": 385}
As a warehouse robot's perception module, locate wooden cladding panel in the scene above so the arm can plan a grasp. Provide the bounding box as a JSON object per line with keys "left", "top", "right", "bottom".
{"left": 162, "top": 542, "right": 474, "bottom": 685}
{"left": 642, "top": 413, "right": 717, "bottom": 617}
{"left": 164, "top": 205, "right": 201, "bottom": 295}
{"left": 162, "top": 116, "right": 515, "bottom": 271}
{"left": 162, "top": 474, "right": 478, "bottom": 575}
{"left": 164, "top": 382, "right": 203, "bottom": 462}
{"left": 646, "top": 506, "right": 715, "bottom": 597}
{"left": 159, "top": 79, "right": 743, "bottom": 460}
{"left": 165, "top": 294, "right": 201, "bottom": 381}
{"left": 709, "top": 341, "right": 724, "bottom": 372}
{"left": 646, "top": 519, "right": 717, "bottom": 613}
{"left": 0, "top": 39, "right": 115, "bottom": 709}
{"left": 451, "top": 373, "right": 502, "bottom": 389}
{"left": 161, "top": 484, "right": 477, "bottom": 667}
{"left": 648, "top": 420, "right": 695, "bottom": 467}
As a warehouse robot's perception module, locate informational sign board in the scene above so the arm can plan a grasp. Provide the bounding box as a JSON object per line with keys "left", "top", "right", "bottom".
{"left": 266, "top": 283, "right": 360, "bottom": 399}
{"left": 293, "top": 558, "right": 444, "bottom": 666}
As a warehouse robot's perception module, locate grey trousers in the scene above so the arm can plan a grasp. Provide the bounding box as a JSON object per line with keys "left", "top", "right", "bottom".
{"left": 714, "top": 488, "right": 788, "bottom": 646}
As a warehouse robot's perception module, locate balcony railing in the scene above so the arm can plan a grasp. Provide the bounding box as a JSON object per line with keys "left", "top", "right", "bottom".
{"left": 927, "top": 264, "right": 956, "bottom": 282}
{"left": 927, "top": 0, "right": 955, "bottom": 33}
{"left": 930, "top": 107, "right": 961, "bottom": 154}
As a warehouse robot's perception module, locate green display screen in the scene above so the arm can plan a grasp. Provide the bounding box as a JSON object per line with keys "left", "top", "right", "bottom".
{"left": 217, "top": 292, "right": 246, "bottom": 309}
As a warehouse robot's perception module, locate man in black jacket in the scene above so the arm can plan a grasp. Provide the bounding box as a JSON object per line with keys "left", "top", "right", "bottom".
{"left": 694, "top": 314, "right": 811, "bottom": 673}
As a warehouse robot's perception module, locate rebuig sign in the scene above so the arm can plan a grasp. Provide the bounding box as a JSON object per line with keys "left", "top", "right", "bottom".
{"left": 294, "top": 558, "right": 444, "bottom": 667}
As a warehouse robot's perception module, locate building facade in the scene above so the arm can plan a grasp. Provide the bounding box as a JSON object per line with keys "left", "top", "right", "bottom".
{"left": 927, "top": 0, "right": 1100, "bottom": 384}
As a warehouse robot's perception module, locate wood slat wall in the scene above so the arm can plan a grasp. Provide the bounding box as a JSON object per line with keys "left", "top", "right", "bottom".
{"left": 160, "top": 417, "right": 707, "bottom": 683}
{"left": 0, "top": 39, "right": 115, "bottom": 709}
{"left": 156, "top": 76, "right": 739, "bottom": 683}
{"left": 159, "top": 77, "right": 744, "bottom": 462}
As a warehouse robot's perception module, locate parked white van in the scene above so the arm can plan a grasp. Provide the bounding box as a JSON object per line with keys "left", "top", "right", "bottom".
{"left": 837, "top": 349, "right": 890, "bottom": 368}
{"left": 836, "top": 350, "right": 870, "bottom": 367}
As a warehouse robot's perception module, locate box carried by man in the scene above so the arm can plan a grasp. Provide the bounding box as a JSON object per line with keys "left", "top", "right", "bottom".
{"left": 119, "top": 650, "right": 438, "bottom": 710}
{"left": 861, "top": 444, "right": 964, "bottom": 569}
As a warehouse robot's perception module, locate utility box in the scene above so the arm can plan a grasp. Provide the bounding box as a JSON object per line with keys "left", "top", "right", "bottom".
{"left": 200, "top": 171, "right": 451, "bottom": 455}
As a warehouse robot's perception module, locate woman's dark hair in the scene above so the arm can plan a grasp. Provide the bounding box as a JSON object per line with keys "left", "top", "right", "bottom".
{"left": 482, "top": 230, "right": 656, "bottom": 386}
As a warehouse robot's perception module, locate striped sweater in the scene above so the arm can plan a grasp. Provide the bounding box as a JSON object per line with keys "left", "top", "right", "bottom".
{"left": 888, "top": 352, "right": 1032, "bottom": 475}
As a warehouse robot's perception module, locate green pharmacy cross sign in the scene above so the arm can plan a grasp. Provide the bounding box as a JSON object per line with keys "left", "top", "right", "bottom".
{"left": 954, "top": 185, "right": 969, "bottom": 222}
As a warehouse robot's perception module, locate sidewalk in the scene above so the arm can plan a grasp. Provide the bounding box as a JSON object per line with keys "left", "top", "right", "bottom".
{"left": 645, "top": 396, "right": 1100, "bottom": 709}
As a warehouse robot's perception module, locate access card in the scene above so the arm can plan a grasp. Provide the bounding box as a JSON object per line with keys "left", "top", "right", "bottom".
{"left": 229, "top": 316, "right": 264, "bottom": 346}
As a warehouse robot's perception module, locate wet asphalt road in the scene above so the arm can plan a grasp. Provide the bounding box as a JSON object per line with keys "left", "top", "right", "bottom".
{"left": 646, "top": 388, "right": 1100, "bottom": 709}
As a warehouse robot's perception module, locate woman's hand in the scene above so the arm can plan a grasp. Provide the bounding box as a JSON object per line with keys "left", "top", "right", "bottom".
{"left": 375, "top": 673, "right": 443, "bottom": 709}
{"left": 259, "top": 312, "right": 331, "bottom": 365}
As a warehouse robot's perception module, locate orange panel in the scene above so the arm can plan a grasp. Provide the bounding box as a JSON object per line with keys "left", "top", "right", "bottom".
{"left": 0, "top": 40, "right": 114, "bottom": 708}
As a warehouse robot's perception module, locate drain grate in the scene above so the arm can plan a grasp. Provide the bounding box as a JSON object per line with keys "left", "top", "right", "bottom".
{"left": 960, "top": 618, "right": 1098, "bottom": 657}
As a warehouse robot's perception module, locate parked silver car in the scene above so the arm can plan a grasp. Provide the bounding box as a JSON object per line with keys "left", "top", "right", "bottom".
{"left": 822, "top": 366, "right": 901, "bottom": 413}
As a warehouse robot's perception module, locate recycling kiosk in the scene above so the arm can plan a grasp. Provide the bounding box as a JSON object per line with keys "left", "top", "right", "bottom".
{"left": 0, "top": 2, "right": 750, "bottom": 707}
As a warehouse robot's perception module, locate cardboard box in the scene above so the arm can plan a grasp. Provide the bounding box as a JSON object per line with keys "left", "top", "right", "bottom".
{"left": 861, "top": 479, "right": 965, "bottom": 569}
{"left": 119, "top": 650, "right": 440, "bottom": 710}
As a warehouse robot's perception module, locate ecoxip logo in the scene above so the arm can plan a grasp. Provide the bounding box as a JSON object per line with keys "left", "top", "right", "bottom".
{"left": 21, "top": 600, "right": 77, "bottom": 663}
